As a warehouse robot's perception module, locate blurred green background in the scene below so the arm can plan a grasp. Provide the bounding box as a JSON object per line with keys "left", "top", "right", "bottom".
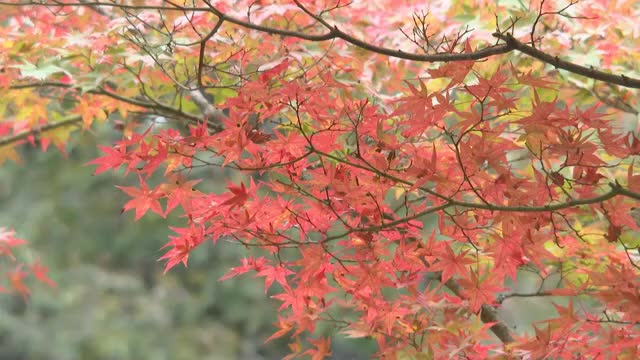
{"left": 0, "top": 125, "right": 374, "bottom": 360}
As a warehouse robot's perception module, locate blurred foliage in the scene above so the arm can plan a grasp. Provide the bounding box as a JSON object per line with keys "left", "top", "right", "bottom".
{"left": 0, "top": 125, "right": 375, "bottom": 359}
{"left": 0, "top": 126, "right": 291, "bottom": 360}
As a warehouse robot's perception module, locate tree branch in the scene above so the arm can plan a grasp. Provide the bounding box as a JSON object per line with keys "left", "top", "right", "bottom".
{"left": 313, "top": 149, "right": 640, "bottom": 213}
{"left": 444, "top": 278, "right": 515, "bottom": 343}
{"left": 210, "top": 1, "right": 640, "bottom": 88}
{"left": 4, "top": 2, "right": 638, "bottom": 88}
{"left": 8, "top": 81, "right": 218, "bottom": 130}
{"left": 493, "top": 33, "right": 640, "bottom": 89}
{"left": 0, "top": 115, "right": 81, "bottom": 148}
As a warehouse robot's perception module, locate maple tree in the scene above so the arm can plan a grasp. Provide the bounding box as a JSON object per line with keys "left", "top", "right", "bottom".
{"left": 1, "top": 0, "right": 640, "bottom": 358}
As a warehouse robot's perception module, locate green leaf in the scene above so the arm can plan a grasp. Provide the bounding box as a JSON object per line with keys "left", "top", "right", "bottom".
{"left": 211, "top": 88, "right": 238, "bottom": 105}
{"left": 12, "top": 60, "right": 68, "bottom": 81}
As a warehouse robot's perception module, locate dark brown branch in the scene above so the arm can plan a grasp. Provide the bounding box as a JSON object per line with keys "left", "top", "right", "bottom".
{"left": 212, "top": 0, "right": 640, "bottom": 88}
{"left": 410, "top": 245, "right": 515, "bottom": 344}
{"left": 617, "top": 185, "right": 640, "bottom": 201}
{"left": 197, "top": 18, "right": 224, "bottom": 88}
{"left": 0, "top": 115, "right": 81, "bottom": 148}
{"left": 8, "top": 81, "right": 211, "bottom": 127}
{"left": 494, "top": 33, "right": 640, "bottom": 89}
{"left": 314, "top": 149, "right": 639, "bottom": 213}
{"left": 208, "top": 3, "right": 512, "bottom": 62}
{"left": 445, "top": 272, "right": 514, "bottom": 343}
{"left": 497, "top": 291, "right": 554, "bottom": 303}
{"left": 0, "top": 1, "right": 209, "bottom": 12}
{"left": 479, "top": 304, "right": 515, "bottom": 344}
{"left": 3, "top": 1, "right": 638, "bottom": 88}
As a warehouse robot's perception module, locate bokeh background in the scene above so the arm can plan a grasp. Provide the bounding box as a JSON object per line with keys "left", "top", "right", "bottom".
{"left": 0, "top": 125, "right": 376, "bottom": 360}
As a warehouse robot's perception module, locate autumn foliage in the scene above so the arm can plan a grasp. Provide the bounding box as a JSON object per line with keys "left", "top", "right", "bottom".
{"left": 1, "top": 0, "right": 640, "bottom": 358}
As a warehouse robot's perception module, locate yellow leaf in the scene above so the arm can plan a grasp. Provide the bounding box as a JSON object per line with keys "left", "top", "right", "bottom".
{"left": 389, "top": 185, "right": 407, "bottom": 200}
{"left": 0, "top": 145, "right": 21, "bottom": 165}
{"left": 425, "top": 78, "right": 448, "bottom": 94}
{"left": 524, "top": 131, "right": 546, "bottom": 157}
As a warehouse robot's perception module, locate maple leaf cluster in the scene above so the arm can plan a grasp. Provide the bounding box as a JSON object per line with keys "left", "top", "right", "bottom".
{"left": 0, "top": 227, "right": 56, "bottom": 300}
{"left": 1, "top": 0, "right": 640, "bottom": 358}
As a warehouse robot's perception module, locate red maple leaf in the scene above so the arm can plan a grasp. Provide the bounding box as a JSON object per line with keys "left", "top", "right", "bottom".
{"left": 257, "top": 264, "right": 294, "bottom": 293}
{"left": 117, "top": 178, "right": 164, "bottom": 221}
{"left": 86, "top": 145, "right": 130, "bottom": 175}
{"left": 156, "top": 174, "right": 202, "bottom": 215}
{"left": 6, "top": 265, "right": 30, "bottom": 301}
{"left": 265, "top": 317, "right": 294, "bottom": 343}
{"left": 303, "top": 337, "right": 332, "bottom": 360}
{"left": 516, "top": 324, "right": 554, "bottom": 359}
{"left": 219, "top": 256, "right": 268, "bottom": 281}
{"left": 459, "top": 270, "right": 504, "bottom": 313}
{"left": 30, "top": 260, "right": 56, "bottom": 288}
{"left": 159, "top": 224, "right": 205, "bottom": 273}
{"left": 427, "top": 244, "right": 473, "bottom": 284}
{"left": 220, "top": 179, "right": 256, "bottom": 209}
{"left": 0, "top": 227, "right": 27, "bottom": 260}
